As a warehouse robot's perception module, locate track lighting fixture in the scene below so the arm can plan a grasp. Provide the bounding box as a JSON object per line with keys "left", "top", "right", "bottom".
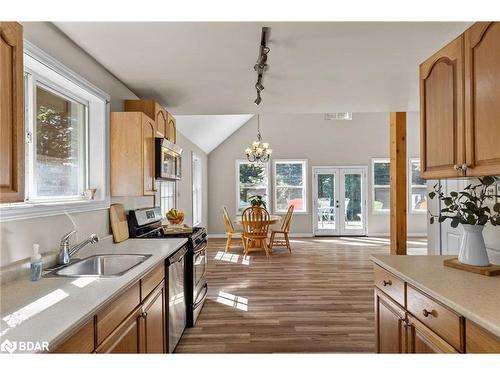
{"left": 252, "top": 27, "right": 270, "bottom": 106}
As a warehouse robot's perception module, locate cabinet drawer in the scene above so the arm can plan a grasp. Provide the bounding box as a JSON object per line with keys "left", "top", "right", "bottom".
{"left": 466, "top": 320, "right": 500, "bottom": 353}
{"left": 96, "top": 282, "right": 140, "bottom": 345}
{"left": 407, "top": 284, "right": 464, "bottom": 351}
{"left": 141, "top": 263, "right": 165, "bottom": 301}
{"left": 54, "top": 319, "right": 95, "bottom": 353}
{"left": 374, "top": 265, "right": 405, "bottom": 306}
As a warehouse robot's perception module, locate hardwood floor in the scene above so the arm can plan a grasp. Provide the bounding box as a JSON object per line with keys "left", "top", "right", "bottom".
{"left": 175, "top": 236, "right": 427, "bottom": 353}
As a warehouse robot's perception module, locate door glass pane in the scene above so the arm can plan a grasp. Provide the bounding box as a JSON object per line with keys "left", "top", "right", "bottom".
{"left": 316, "top": 173, "right": 336, "bottom": 230}
{"left": 344, "top": 173, "right": 363, "bottom": 229}
{"left": 35, "top": 86, "right": 86, "bottom": 197}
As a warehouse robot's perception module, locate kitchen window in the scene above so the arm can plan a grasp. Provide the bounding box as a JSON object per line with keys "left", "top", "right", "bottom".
{"left": 372, "top": 159, "right": 390, "bottom": 213}
{"left": 236, "top": 160, "right": 269, "bottom": 214}
{"left": 158, "top": 180, "right": 177, "bottom": 216}
{"left": 273, "top": 160, "right": 307, "bottom": 213}
{"left": 192, "top": 153, "right": 202, "bottom": 226}
{"left": 409, "top": 158, "right": 427, "bottom": 213}
{"left": 0, "top": 41, "right": 109, "bottom": 221}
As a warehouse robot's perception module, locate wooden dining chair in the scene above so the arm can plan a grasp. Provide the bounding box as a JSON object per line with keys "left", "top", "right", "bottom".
{"left": 222, "top": 206, "right": 245, "bottom": 252}
{"left": 241, "top": 206, "right": 271, "bottom": 257}
{"left": 269, "top": 205, "right": 294, "bottom": 253}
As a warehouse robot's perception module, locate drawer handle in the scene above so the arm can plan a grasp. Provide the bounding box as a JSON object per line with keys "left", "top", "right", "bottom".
{"left": 422, "top": 309, "right": 434, "bottom": 318}
{"left": 382, "top": 280, "right": 392, "bottom": 286}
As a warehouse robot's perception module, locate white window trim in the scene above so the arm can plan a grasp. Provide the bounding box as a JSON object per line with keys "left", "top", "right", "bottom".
{"left": 272, "top": 159, "right": 308, "bottom": 214}
{"left": 0, "top": 40, "right": 110, "bottom": 222}
{"left": 235, "top": 159, "right": 270, "bottom": 215}
{"left": 372, "top": 158, "right": 390, "bottom": 215}
{"left": 192, "top": 152, "right": 202, "bottom": 227}
{"left": 409, "top": 157, "right": 427, "bottom": 215}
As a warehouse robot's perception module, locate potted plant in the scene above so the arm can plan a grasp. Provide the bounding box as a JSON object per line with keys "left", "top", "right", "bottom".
{"left": 428, "top": 176, "right": 500, "bottom": 266}
{"left": 248, "top": 194, "right": 267, "bottom": 209}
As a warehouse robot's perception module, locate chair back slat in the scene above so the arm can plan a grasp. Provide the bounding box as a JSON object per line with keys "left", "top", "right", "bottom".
{"left": 241, "top": 207, "right": 270, "bottom": 238}
{"left": 281, "top": 204, "right": 294, "bottom": 232}
{"left": 222, "top": 206, "right": 235, "bottom": 233}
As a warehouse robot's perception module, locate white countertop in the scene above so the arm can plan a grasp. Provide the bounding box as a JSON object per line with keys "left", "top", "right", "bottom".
{"left": 0, "top": 237, "right": 187, "bottom": 352}
{"left": 371, "top": 255, "right": 500, "bottom": 337}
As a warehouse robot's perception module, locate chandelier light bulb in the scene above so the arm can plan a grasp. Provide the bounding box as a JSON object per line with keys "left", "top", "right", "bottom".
{"left": 262, "top": 142, "right": 269, "bottom": 149}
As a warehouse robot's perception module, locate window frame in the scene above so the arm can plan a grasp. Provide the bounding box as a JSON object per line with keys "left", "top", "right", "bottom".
{"left": 192, "top": 152, "right": 202, "bottom": 226}
{"left": 158, "top": 180, "right": 177, "bottom": 217}
{"left": 372, "top": 158, "right": 391, "bottom": 214}
{"left": 272, "top": 159, "right": 308, "bottom": 214}
{"left": 0, "top": 40, "right": 110, "bottom": 222}
{"left": 408, "top": 157, "right": 427, "bottom": 214}
{"left": 235, "top": 159, "right": 270, "bottom": 215}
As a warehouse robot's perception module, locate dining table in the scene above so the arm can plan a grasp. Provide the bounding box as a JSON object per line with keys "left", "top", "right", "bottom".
{"left": 234, "top": 215, "right": 282, "bottom": 253}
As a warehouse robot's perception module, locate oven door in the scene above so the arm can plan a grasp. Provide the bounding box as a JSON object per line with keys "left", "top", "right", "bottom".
{"left": 192, "top": 240, "right": 208, "bottom": 324}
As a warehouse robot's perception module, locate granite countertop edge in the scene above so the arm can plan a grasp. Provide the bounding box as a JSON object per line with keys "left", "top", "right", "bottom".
{"left": 370, "top": 255, "right": 500, "bottom": 337}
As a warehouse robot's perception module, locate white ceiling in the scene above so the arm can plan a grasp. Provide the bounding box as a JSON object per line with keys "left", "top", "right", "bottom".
{"left": 176, "top": 114, "right": 253, "bottom": 153}
{"left": 54, "top": 22, "right": 470, "bottom": 152}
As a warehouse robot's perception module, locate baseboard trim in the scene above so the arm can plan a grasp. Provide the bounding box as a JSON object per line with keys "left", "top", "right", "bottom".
{"left": 367, "top": 232, "right": 427, "bottom": 238}
{"left": 208, "top": 232, "right": 314, "bottom": 239}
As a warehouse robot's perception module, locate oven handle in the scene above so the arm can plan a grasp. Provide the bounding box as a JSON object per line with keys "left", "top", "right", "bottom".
{"left": 193, "top": 241, "right": 208, "bottom": 255}
{"left": 193, "top": 283, "right": 208, "bottom": 310}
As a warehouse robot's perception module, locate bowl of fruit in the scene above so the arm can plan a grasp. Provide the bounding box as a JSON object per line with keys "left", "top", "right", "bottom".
{"left": 166, "top": 208, "right": 185, "bottom": 225}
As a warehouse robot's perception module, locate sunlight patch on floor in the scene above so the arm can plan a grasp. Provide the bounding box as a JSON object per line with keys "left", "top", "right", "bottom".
{"left": 214, "top": 251, "right": 251, "bottom": 265}
{"left": 216, "top": 291, "right": 248, "bottom": 311}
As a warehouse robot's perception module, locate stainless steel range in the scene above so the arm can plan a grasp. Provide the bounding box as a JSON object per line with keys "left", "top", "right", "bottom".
{"left": 127, "top": 207, "right": 208, "bottom": 329}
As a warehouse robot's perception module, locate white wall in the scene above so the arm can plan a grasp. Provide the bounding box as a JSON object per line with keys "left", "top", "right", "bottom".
{"left": 207, "top": 112, "right": 426, "bottom": 236}
{"left": 0, "top": 22, "right": 208, "bottom": 269}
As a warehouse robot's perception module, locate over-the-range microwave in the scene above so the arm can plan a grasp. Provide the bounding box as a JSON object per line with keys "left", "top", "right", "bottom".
{"left": 155, "top": 138, "right": 182, "bottom": 180}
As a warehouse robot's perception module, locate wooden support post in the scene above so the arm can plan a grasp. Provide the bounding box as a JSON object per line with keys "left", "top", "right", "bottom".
{"left": 390, "top": 112, "right": 407, "bottom": 255}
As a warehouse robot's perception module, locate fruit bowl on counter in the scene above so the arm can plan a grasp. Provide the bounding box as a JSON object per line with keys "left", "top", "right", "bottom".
{"left": 166, "top": 208, "right": 185, "bottom": 226}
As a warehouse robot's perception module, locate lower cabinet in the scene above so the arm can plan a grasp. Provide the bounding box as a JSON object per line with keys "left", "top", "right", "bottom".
{"left": 406, "top": 314, "right": 459, "bottom": 354}
{"left": 96, "top": 306, "right": 143, "bottom": 353}
{"left": 374, "top": 289, "right": 407, "bottom": 353}
{"left": 142, "top": 283, "right": 166, "bottom": 353}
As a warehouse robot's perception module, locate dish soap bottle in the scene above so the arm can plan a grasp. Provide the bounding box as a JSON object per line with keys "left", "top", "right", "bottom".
{"left": 31, "top": 243, "right": 42, "bottom": 281}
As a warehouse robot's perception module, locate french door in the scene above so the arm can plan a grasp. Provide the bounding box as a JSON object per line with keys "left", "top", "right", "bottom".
{"left": 312, "top": 166, "right": 367, "bottom": 236}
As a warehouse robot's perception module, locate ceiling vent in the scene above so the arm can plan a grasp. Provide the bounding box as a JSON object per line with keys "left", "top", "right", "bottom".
{"left": 324, "top": 112, "right": 352, "bottom": 121}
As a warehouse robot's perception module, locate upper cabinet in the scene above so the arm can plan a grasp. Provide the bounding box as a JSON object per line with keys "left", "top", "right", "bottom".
{"left": 420, "top": 22, "right": 500, "bottom": 179}
{"left": 124, "top": 99, "right": 175, "bottom": 143}
{"left": 111, "top": 112, "right": 156, "bottom": 196}
{"left": 420, "top": 35, "right": 464, "bottom": 179}
{"left": 464, "top": 22, "right": 500, "bottom": 177}
{"left": 0, "top": 22, "right": 24, "bottom": 203}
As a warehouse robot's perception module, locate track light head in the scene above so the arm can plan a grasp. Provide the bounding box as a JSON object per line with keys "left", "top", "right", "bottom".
{"left": 254, "top": 92, "right": 262, "bottom": 106}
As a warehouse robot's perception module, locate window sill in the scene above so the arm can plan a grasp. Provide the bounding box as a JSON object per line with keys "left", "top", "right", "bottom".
{"left": 0, "top": 197, "right": 110, "bottom": 222}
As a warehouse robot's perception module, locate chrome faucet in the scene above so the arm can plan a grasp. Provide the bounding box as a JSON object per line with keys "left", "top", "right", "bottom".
{"left": 59, "top": 230, "right": 99, "bottom": 265}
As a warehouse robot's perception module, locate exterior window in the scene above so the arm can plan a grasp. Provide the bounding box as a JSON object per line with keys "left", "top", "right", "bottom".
{"left": 159, "top": 180, "right": 177, "bottom": 216}
{"left": 409, "top": 158, "right": 427, "bottom": 213}
{"left": 273, "top": 160, "right": 307, "bottom": 213}
{"left": 192, "top": 153, "right": 202, "bottom": 226}
{"left": 372, "top": 159, "right": 390, "bottom": 213}
{"left": 236, "top": 160, "right": 269, "bottom": 213}
{"left": 31, "top": 84, "right": 88, "bottom": 200}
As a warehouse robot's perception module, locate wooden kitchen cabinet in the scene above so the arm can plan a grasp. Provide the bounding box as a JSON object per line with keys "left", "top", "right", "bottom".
{"left": 95, "top": 306, "right": 144, "bottom": 353}
{"left": 0, "top": 22, "right": 24, "bottom": 203}
{"left": 466, "top": 320, "right": 500, "bottom": 353}
{"left": 111, "top": 112, "right": 156, "bottom": 196}
{"left": 124, "top": 99, "right": 168, "bottom": 138}
{"left": 407, "top": 314, "right": 459, "bottom": 354}
{"left": 420, "top": 21, "right": 500, "bottom": 179}
{"left": 374, "top": 289, "right": 407, "bottom": 353}
{"left": 464, "top": 22, "right": 500, "bottom": 176}
{"left": 53, "top": 319, "right": 95, "bottom": 353}
{"left": 166, "top": 112, "right": 176, "bottom": 143}
{"left": 142, "top": 283, "right": 166, "bottom": 353}
{"left": 419, "top": 35, "right": 465, "bottom": 179}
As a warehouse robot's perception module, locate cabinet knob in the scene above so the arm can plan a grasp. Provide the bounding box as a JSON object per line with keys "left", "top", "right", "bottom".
{"left": 382, "top": 280, "right": 392, "bottom": 287}
{"left": 461, "top": 163, "right": 469, "bottom": 171}
{"left": 422, "top": 309, "right": 434, "bottom": 317}
{"left": 453, "top": 164, "right": 461, "bottom": 171}
{"left": 141, "top": 312, "right": 148, "bottom": 318}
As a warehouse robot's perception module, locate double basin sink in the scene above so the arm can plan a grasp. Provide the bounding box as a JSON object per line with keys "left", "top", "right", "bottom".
{"left": 45, "top": 254, "right": 152, "bottom": 278}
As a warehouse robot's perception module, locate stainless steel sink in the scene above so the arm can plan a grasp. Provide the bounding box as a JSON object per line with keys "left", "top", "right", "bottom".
{"left": 45, "top": 254, "right": 152, "bottom": 278}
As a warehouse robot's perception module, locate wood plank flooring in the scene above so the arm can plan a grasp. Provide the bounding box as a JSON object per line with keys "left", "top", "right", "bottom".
{"left": 175, "top": 236, "right": 427, "bottom": 353}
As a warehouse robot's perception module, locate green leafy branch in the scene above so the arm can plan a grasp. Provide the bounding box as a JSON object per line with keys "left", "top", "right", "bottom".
{"left": 428, "top": 176, "right": 500, "bottom": 228}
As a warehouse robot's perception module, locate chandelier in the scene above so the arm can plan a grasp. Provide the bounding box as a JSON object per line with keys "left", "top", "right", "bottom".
{"left": 245, "top": 115, "right": 272, "bottom": 163}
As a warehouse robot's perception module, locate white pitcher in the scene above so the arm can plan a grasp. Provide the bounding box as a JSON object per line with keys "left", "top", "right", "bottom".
{"left": 458, "top": 224, "right": 490, "bottom": 266}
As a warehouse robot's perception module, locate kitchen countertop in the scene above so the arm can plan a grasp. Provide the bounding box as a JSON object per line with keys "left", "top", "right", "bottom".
{"left": 0, "top": 237, "right": 187, "bottom": 352}
{"left": 371, "top": 255, "right": 500, "bottom": 337}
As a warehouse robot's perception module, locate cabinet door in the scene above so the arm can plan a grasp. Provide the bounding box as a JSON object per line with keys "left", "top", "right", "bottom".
{"left": 143, "top": 115, "right": 156, "bottom": 195}
{"left": 0, "top": 22, "right": 24, "bottom": 203}
{"left": 464, "top": 22, "right": 500, "bottom": 176}
{"left": 155, "top": 106, "right": 167, "bottom": 138}
{"left": 167, "top": 112, "right": 176, "bottom": 143}
{"left": 96, "top": 307, "right": 144, "bottom": 354}
{"left": 420, "top": 35, "right": 465, "bottom": 179}
{"left": 407, "top": 314, "right": 459, "bottom": 354}
{"left": 142, "top": 284, "right": 166, "bottom": 353}
{"left": 374, "top": 289, "right": 407, "bottom": 353}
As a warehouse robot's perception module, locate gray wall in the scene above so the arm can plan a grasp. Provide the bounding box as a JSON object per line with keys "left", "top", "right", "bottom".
{"left": 0, "top": 22, "right": 207, "bottom": 268}
{"left": 208, "top": 112, "right": 426, "bottom": 236}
